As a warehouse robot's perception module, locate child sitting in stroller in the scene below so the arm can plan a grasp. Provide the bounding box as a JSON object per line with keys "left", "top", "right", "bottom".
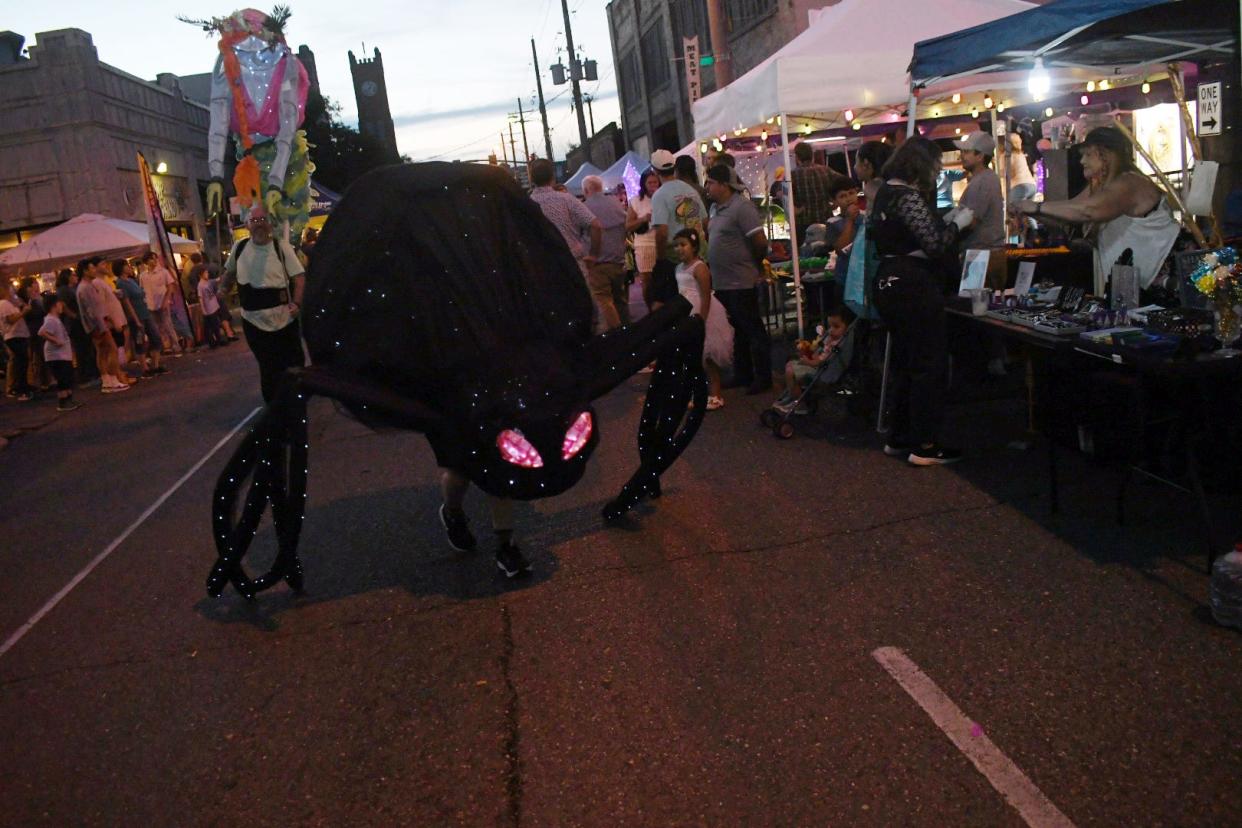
{"left": 773, "top": 304, "right": 856, "bottom": 414}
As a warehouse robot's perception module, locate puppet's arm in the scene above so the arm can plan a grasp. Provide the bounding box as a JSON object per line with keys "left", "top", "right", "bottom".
{"left": 264, "top": 55, "right": 305, "bottom": 213}
{"left": 205, "top": 56, "right": 232, "bottom": 214}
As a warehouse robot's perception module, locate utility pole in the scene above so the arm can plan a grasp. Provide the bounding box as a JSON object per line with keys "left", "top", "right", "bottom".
{"left": 584, "top": 94, "right": 596, "bottom": 134}
{"left": 531, "top": 38, "right": 555, "bottom": 160}
{"left": 499, "top": 132, "right": 509, "bottom": 167}
{"left": 560, "top": 0, "right": 590, "bottom": 148}
{"left": 507, "top": 121, "right": 519, "bottom": 169}
{"left": 516, "top": 98, "right": 531, "bottom": 163}
{"left": 705, "top": 0, "right": 732, "bottom": 87}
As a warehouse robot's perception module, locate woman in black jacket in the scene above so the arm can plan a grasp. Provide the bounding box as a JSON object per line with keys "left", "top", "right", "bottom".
{"left": 871, "top": 137, "right": 974, "bottom": 465}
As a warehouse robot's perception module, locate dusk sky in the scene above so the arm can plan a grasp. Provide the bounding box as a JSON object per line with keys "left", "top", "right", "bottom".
{"left": 7, "top": 0, "right": 622, "bottom": 163}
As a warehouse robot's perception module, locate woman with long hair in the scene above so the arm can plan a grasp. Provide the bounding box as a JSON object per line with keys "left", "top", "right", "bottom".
{"left": 626, "top": 168, "right": 661, "bottom": 306}
{"left": 871, "top": 136, "right": 974, "bottom": 465}
{"left": 1012, "top": 126, "right": 1177, "bottom": 291}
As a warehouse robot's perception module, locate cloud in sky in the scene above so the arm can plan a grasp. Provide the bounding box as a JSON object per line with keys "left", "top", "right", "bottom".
{"left": 7, "top": 0, "right": 624, "bottom": 163}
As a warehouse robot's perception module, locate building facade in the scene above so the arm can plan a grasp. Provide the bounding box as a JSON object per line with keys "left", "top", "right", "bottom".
{"left": 606, "top": 0, "right": 839, "bottom": 155}
{"left": 0, "top": 29, "right": 213, "bottom": 256}
{"left": 348, "top": 47, "right": 400, "bottom": 162}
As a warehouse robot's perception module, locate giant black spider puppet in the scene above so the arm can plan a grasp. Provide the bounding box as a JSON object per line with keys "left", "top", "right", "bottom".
{"left": 207, "top": 162, "right": 708, "bottom": 598}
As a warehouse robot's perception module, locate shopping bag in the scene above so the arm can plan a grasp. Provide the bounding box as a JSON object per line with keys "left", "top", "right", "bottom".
{"left": 844, "top": 220, "right": 879, "bottom": 319}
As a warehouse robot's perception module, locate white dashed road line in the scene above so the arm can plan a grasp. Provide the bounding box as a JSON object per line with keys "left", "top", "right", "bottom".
{"left": 0, "top": 407, "right": 261, "bottom": 662}
{"left": 872, "top": 646, "right": 1076, "bottom": 828}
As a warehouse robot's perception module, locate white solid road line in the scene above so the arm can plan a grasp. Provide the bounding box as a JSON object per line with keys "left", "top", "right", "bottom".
{"left": 0, "top": 407, "right": 262, "bottom": 662}
{"left": 872, "top": 646, "right": 1076, "bottom": 828}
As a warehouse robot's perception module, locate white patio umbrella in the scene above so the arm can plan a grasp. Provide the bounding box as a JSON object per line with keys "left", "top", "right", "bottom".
{"left": 0, "top": 213, "right": 201, "bottom": 277}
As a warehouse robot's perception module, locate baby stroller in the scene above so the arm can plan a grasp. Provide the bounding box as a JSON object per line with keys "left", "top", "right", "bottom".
{"left": 759, "top": 318, "right": 870, "bottom": 439}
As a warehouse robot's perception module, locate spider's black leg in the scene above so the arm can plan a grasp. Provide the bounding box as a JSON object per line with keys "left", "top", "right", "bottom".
{"left": 206, "top": 372, "right": 310, "bottom": 599}
{"left": 601, "top": 314, "right": 710, "bottom": 521}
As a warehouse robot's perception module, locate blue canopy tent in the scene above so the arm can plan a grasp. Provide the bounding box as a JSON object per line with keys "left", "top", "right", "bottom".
{"left": 563, "top": 162, "right": 603, "bottom": 196}
{"left": 910, "top": 0, "right": 1237, "bottom": 92}
{"left": 599, "top": 151, "right": 649, "bottom": 199}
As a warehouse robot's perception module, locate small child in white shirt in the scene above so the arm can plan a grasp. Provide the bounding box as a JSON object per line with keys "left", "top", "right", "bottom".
{"left": 38, "top": 296, "right": 80, "bottom": 411}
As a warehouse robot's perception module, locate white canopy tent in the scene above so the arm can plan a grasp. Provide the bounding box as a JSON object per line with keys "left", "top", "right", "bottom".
{"left": 598, "top": 151, "right": 649, "bottom": 200}
{"left": 691, "top": 0, "right": 1034, "bottom": 335}
{"left": 0, "top": 213, "right": 201, "bottom": 278}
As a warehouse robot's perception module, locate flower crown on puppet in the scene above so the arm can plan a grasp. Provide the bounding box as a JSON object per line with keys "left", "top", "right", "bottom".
{"left": 178, "top": 5, "right": 293, "bottom": 45}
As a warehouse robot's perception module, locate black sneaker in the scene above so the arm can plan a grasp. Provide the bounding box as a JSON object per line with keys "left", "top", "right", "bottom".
{"left": 57, "top": 400, "right": 81, "bottom": 412}
{"left": 495, "top": 542, "right": 531, "bottom": 578}
{"left": 883, "top": 440, "right": 912, "bottom": 457}
{"left": 439, "top": 504, "right": 476, "bottom": 551}
{"left": 908, "top": 444, "right": 963, "bottom": 466}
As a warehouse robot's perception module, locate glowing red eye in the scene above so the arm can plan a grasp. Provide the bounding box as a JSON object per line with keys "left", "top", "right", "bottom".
{"left": 562, "top": 411, "right": 593, "bottom": 460}
{"left": 497, "top": 429, "right": 544, "bottom": 468}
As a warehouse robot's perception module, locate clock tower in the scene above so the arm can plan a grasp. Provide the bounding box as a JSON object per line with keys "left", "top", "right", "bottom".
{"left": 348, "top": 46, "right": 400, "bottom": 161}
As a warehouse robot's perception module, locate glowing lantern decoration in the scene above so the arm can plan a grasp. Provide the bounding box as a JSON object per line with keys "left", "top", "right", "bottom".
{"left": 561, "top": 412, "right": 593, "bottom": 460}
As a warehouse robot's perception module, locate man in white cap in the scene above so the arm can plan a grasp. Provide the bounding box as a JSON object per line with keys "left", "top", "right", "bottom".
{"left": 954, "top": 131, "right": 1005, "bottom": 251}
{"left": 648, "top": 148, "right": 705, "bottom": 309}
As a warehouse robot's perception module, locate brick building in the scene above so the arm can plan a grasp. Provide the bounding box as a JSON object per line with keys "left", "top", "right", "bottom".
{"left": 0, "top": 29, "right": 215, "bottom": 257}
{"left": 606, "top": 0, "right": 839, "bottom": 155}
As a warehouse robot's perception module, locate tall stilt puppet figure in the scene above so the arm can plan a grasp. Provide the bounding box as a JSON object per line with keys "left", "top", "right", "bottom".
{"left": 182, "top": 6, "right": 313, "bottom": 241}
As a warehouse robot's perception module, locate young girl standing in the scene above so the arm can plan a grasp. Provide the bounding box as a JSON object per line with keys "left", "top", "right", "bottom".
{"left": 672, "top": 228, "right": 733, "bottom": 410}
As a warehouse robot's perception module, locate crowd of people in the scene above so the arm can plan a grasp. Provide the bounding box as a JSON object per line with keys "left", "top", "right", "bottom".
{"left": 1, "top": 250, "right": 238, "bottom": 410}
{"left": 528, "top": 128, "right": 1082, "bottom": 467}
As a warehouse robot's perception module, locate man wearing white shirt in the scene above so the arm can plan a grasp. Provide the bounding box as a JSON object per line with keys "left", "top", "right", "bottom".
{"left": 220, "top": 208, "right": 306, "bottom": 402}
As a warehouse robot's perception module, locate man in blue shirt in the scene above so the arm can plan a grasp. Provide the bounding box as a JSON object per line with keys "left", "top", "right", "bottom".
{"left": 822, "top": 177, "right": 863, "bottom": 308}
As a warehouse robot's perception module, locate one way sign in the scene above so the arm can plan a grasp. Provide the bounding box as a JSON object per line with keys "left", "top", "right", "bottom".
{"left": 1197, "top": 81, "right": 1222, "bottom": 136}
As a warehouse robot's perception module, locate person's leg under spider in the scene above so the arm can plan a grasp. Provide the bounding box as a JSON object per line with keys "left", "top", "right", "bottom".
{"left": 439, "top": 467, "right": 477, "bottom": 551}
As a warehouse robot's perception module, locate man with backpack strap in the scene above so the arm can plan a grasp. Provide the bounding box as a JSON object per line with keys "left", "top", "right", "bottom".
{"left": 221, "top": 208, "right": 306, "bottom": 403}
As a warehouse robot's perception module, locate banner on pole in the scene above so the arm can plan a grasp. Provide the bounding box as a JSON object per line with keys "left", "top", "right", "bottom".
{"left": 137, "top": 152, "right": 177, "bottom": 272}
{"left": 683, "top": 36, "right": 702, "bottom": 104}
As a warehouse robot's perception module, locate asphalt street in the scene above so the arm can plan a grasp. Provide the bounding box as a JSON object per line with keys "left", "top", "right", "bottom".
{"left": 1, "top": 337, "right": 1240, "bottom": 826}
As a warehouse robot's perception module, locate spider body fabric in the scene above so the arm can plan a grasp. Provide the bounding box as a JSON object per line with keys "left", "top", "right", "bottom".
{"left": 207, "top": 163, "right": 708, "bottom": 598}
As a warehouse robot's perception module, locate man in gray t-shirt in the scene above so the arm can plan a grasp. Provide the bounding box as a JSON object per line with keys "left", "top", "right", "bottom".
{"left": 956, "top": 131, "right": 1006, "bottom": 251}
{"left": 704, "top": 164, "right": 772, "bottom": 393}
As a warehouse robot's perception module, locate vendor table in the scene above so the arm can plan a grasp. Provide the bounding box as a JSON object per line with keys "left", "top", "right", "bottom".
{"left": 946, "top": 302, "right": 1242, "bottom": 567}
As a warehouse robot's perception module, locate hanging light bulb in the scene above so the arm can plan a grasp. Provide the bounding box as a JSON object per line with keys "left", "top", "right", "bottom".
{"left": 852, "top": 121, "right": 862, "bottom": 131}
{"left": 1044, "top": 106, "right": 1054, "bottom": 118}
{"left": 983, "top": 94, "right": 994, "bottom": 109}
{"left": 699, "top": 143, "right": 708, "bottom": 154}
{"left": 1086, "top": 80, "right": 1096, "bottom": 93}
{"left": 955, "top": 127, "right": 962, "bottom": 135}
{"left": 1141, "top": 80, "right": 1151, "bottom": 94}
{"left": 802, "top": 123, "right": 812, "bottom": 135}
{"left": 1098, "top": 79, "right": 1110, "bottom": 90}
{"left": 971, "top": 108, "right": 979, "bottom": 119}
{"left": 1028, "top": 57, "right": 1050, "bottom": 100}
{"left": 844, "top": 109, "right": 854, "bottom": 123}
{"left": 760, "top": 130, "right": 768, "bottom": 141}
{"left": 931, "top": 107, "right": 941, "bottom": 118}
{"left": 1081, "top": 95, "right": 1090, "bottom": 105}
{"left": 951, "top": 92, "right": 961, "bottom": 104}
{"left": 996, "top": 102, "right": 1006, "bottom": 113}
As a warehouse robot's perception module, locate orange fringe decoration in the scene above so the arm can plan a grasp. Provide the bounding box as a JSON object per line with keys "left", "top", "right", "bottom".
{"left": 219, "top": 34, "right": 262, "bottom": 209}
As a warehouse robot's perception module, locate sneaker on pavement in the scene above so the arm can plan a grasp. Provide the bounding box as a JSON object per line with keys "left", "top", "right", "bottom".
{"left": 908, "top": 444, "right": 963, "bottom": 466}
{"left": 495, "top": 542, "right": 531, "bottom": 578}
{"left": 57, "top": 401, "right": 81, "bottom": 412}
{"left": 102, "top": 382, "right": 130, "bottom": 393}
{"left": 705, "top": 395, "right": 725, "bottom": 411}
{"left": 883, "top": 441, "right": 912, "bottom": 457}
{"left": 439, "top": 504, "right": 477, "bottom": 552}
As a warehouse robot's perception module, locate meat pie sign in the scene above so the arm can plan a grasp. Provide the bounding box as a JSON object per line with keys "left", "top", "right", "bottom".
{"left": 683, "top": 36, "right": 701, "bottom": 104}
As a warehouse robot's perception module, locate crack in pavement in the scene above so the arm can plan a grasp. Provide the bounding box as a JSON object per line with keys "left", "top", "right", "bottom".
{"left": 500, "top": 604, "right": 523, "bottom": 828}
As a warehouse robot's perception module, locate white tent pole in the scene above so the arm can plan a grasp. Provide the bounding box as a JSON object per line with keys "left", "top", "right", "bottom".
{"left": 844, "top": 146, "right": 853, "bottom": 178}
{"left": 992, "top": 107, "right": 1007, "bottom": 235}
{"left": 780, "top": 112, "right": 804, "bottom": 339}
{"left": 906, "top": 91, "right": 918, "bottom": 138}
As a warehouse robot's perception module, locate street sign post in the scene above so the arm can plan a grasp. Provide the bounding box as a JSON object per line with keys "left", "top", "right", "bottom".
{"left": 1197, "top": 81, "right": 1222, "bottom": 136}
